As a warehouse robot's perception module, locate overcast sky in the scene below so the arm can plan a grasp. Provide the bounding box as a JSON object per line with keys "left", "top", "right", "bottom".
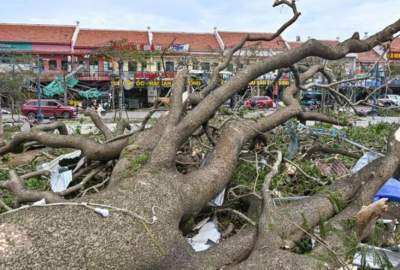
{"left": 1, "top": 0, "right": 399, "bottom": 41}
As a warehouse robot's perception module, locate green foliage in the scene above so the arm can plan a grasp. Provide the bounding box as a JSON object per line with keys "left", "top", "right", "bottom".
{"left": 231, "top": 160, "right": 265, "bottom": 191}
{"left": 327, "top": 191, "right": 346, "bottom": 213}
{"left": 293, "top": 238, "right": 313, "bottom": 254}
{"left": 128, "top": 153, "right": 150, "bottom": 174}
{"left": 25, "top": 177, "right": 49, "bottom": 191}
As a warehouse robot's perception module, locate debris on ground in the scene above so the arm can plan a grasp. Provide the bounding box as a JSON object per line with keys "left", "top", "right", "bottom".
{"left": 315, "top": 159, "right": 350, "bottom": 177}
{"left": 36, "top": 150, "right": 81, "bottom": 192}
{"left": 374, "top": 177, "right": 400, "bottom": 203}
{"left": 353, "top": 244, "right": 400, "bottom": 269}
{"left": 352, "top": 152, "right": 381, "bottom": 173}
{"left": 186, "top": 219, "right": 221, "bottom": 252}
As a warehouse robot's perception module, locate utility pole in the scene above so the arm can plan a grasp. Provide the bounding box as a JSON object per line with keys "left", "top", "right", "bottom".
{"left": 63, "top": 70, "right": 68, "bottom": 105}
{"left": 35, "top": 56, "right": 43, "bottom": 123}
{"left": 118, "top": 60, "right": 124, "bottom": 119}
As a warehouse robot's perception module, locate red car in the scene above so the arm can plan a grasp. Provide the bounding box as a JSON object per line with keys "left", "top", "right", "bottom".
{"left": 21, "top": 99, "right": 77, "bottom": 119}
{"left": 244, "top": 96, "right": 273, "bottom": 109}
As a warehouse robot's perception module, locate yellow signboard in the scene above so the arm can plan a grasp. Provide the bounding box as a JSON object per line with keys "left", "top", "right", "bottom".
{"left": 114, "top": 78, "right": 290, "bottom": 89}
{"left": 122, "top": 79, "right": 202, "bottom": 89}
{"left": 388, "top": 52, "right": 400, "bottom": 60}
{"left": 249, "top": 79, "right": 289, "bottom": 86}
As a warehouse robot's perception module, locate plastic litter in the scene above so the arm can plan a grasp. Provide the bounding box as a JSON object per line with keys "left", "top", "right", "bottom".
{"left": 32, "top": 198, "right": 46, "bottom": 206}
{"left": 374, "top": 177, "right": 400, "bottom": 203}
{"left": 94, "top": 208, "right": 110, "bottom": 217}
{"left": 351, "top": 152, "right": 381, "bottom": 173}
{"left": 37, "top": 150, "right": 81, "bottom": 192}
{"left": 353, "top": 244, "right": 400, "bottom": 269}
{"left": 50, "top": 170, "right": 73, "bottom": 193}
{"left": 209, "top": 189, "right": 225, "bottom": 207}
{"left": 187, "top": 220, "right": 221, "bottom": 252}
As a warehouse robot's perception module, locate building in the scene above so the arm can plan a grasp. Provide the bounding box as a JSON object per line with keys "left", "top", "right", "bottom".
{"left": 0, "top": 23, "right": 293, "bottom": 107}
{"left": 2, "top": 23, "right": 397, "bottom": 107}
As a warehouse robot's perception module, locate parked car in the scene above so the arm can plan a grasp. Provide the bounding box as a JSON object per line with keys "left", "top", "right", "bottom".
{"left": 21, "top": 99, "right": 77, "bottom": 119}
{"left": 244, "top": 96, "right": 273, "bottom": 109}
{"left": 1, "top": 109, "right": 10, "bottom": 114}
{"left": 378, "top": 95, "right": 400, "bottom": 107}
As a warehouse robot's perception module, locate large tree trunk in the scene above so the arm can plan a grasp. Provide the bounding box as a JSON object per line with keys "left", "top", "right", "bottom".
{"left": 1, "top": 5, "right": 400, "bottom": 269}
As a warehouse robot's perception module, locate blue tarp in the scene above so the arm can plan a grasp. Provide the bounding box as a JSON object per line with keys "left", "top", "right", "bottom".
{"left": 374, "top": 177, "right": 400, "bottom": 203}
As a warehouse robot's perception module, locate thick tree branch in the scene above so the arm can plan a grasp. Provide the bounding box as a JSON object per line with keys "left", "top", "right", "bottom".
{"left": 31, "top": 121, "right": 68, "bottom": 135}
{"left": 188, "top": 0, "right": 300, "bottom": 105}
{"left": 0, "top": 131, "right": 128, "bottom": 161}
{"left": 177, "top": 19, "right": 400, "bottom": 143}
{"left": 149, "top": 70, "right": 188, "bottom": 167}
{"left": 304, "top": 142, "right": 361, "bottom": 159}
{"left": 0, "top": 170, "right": 63, "bottom": 205}
{"left": 84, "top": 109, "right": 113, "bottom": 140}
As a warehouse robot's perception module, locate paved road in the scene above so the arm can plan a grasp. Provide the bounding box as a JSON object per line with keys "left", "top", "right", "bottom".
{"left": 2, "top": 109, "right": 164, "bottom": 123}
{"left": 4, "top": 109, "right": 400, "bottom": 128}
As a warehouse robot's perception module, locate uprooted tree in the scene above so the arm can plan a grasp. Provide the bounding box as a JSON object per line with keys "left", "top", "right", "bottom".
{"left": 1, "top": 1, "right": 400, "bottom": 269}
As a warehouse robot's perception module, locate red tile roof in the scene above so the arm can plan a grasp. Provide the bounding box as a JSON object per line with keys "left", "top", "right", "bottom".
{"left": 0, "top": 23, "right": 74, "bottom": 45}
{"left": 152, "top": 32, "right": 220, "bottom": 52}
{"left": 288, "top": 39, "right": 340, "bottom": 50}
{"left": 357, "top": 50, "right": 380, "bottom": 63}
{"left": 75, "top": 29, "right": 148, "bottom": 48}
{"left": 390, "top": 38, "right": 400, "bottom": 52}
{"left": 218, "top": 31, "right": 287, "bottom": 50}
{"left": 288, "top": 41, "right": 302, "bottom": 49}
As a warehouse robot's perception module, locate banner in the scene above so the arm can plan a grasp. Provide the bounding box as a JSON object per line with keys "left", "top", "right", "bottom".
{"left": 0, "top": 43, "right": 32, "bottom": 51}
{"left": 388, "top": 52, "right": 400, "bottom": 60}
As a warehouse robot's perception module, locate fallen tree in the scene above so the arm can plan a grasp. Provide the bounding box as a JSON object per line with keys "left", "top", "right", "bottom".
{"left": 1, "top": 1, "right": 400, "bottom": 269}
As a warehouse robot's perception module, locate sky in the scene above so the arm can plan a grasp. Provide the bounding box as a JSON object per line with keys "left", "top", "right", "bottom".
{"left": 0, "top": 0, "right": 399, "bottom": 41}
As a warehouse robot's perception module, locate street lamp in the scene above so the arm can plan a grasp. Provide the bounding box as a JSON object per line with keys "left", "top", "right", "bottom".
{"left": 32, "top": 56, "right": 43, "bottom": 122}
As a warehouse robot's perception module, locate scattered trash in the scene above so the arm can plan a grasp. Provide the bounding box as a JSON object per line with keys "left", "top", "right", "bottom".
{"left": 353, "top": 244, "right": 400, "bottom": 269}
{"left": 351, "top": 152, "right": 381, "bottom": 173}
{"left": 374, "top": 177, "right": 400, "bottom": 203}
{"left": 187, "top": 220, "right": 221, "bottom": 252}
{"left": 209, "top": 189, "right": 225, "bottom": 207}
{"left": 285, "top": 163, "right": 297, "bottom": 176}
{"left": 193, "top": 217, "right": 211, "bottom": 230}
{"left": 94, "top": 208, "right": 110, "bottom": 217}
{"left": 32, "top": 198, "right": 46, "bottom": 206}
{"left": 315, "top": 159, "right": 350, "bottom": 177}
{"left": 311, "top": 227, "right": 320, "bottom": 249}
{"left": 37, "top": 150, "right": 81, "bottom": 192}
{"left": 50, "top": 170, "right": 73, "bottom": 193}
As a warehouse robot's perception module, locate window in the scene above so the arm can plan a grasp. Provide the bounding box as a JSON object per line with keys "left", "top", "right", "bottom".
{"left": 47, "top": 101, "right": 59, "bottom": 107}
{"left": 28, "top": 101, "right": 38, "bottom": 106}
{"left": 200, "top": 62, "right": 210, "bottom": 72}
{"left": 141, "top": 62, "right": 147, "bottom": 71}
{"left": 165, "top": 61, "right": 174, "bottom": 72}
{"left": 61, "top": 60, "right": 68, "bottom": 71}
{"left": 104, "top": 61, "right": 110, "bottom": 72}
{"left": 227, "top": 64, "right": 234, "bottom": 72}
{"left": 128, "top": 61, "right": 137, "bottom": 72}
{"left": 49, "top": 60, "right": 57, "bottom": 71}
{"left": 156, "top": 62, "right": 162, "bottom": 72}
